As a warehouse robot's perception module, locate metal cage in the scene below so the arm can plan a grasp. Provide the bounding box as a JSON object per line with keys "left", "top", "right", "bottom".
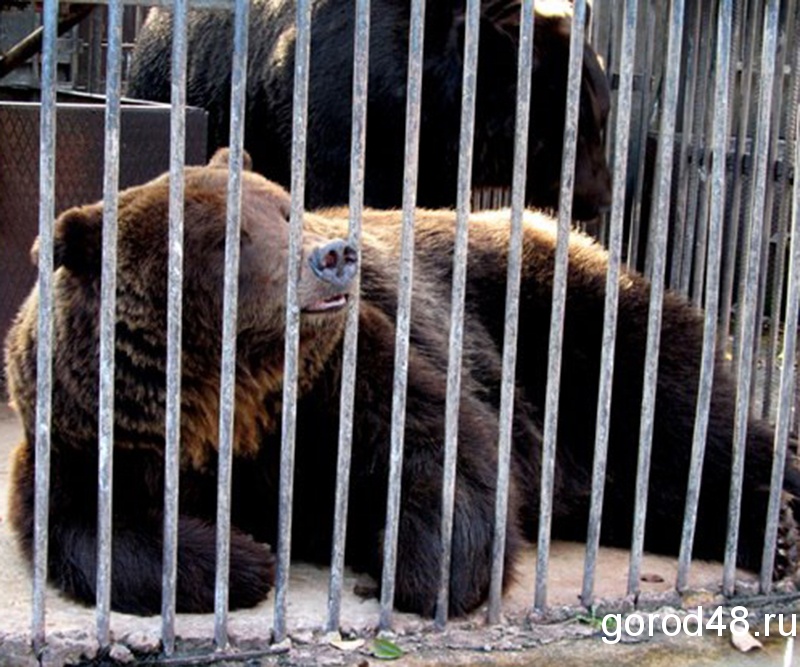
{"left": 0, "top": 0, "right": 799, "bottom": 662}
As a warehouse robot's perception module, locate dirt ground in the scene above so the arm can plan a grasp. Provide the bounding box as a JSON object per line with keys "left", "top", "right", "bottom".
{"left": 0, "top": 403, "right": 797, "bottom": 666}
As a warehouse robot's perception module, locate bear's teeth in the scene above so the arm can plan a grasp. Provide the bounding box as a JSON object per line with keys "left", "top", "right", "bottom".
{"left": 303, "top": 294, "right": 347, "bottom": 313}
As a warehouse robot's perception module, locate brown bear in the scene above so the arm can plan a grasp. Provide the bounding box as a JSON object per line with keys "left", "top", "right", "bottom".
{"left": 5, "top": 151, "right": 798, "bottom": 618}
{"left": 126, "top": 0, "right": 611, "bottom": 219}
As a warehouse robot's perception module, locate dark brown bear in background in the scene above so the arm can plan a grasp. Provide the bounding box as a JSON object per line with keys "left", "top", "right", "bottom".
{"left": 4, "top": 152, "right": 799, "bottom": 617}
{"left": 126, "top": 0, "right": 612, "bottom": 220}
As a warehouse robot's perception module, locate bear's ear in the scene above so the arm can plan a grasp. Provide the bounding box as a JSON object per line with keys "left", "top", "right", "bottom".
{"left": 37, "top": 205, "right": 103, "bottom": 274}
{"left": 208, "top": 148, "right": 253, "bottom": 172}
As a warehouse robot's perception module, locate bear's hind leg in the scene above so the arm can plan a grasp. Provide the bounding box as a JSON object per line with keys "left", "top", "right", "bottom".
{"left": 175, "top": 517, "right": 275, "bottom": 613}
{"left": 49, "top": 515, "right": 274, "bottom": 615}
{"left": 8, "top": 441, "right": 273, "bottom": 614}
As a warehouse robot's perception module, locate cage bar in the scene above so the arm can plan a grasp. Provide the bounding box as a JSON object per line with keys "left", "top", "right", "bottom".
{"left": 487, "top": 0, "right": 535, "bottom": 626}
{"left": 627, "top": 0, "right": 685, "bottom": 597}
{"left": 680, "top": 2, "right": 715, "bottom": 301}
{"left": 326, "top": 0, "right": 370, "bottom": 633}
{"left": 580, "top": 0, "right": 638, "bottom": 608}
{"left": 676, "top": 0, "right": 733, "bottom": 593}
{"left": 760, "top": 109, "right": 800, "bottom": 593}
{"left": 534, "top": 0, "right": 587, "bottom": 611}
{"left": 31, "top": 0, "right": 59, "bottom": 653}
{"left": 160, "top": 0, "right": 188, "bottom": 651}
{"left": 729, "top": 0, "right": 765, "bottom": 371}
{"left": 626, "top": 7, "right": 657, "bottom": 275}
{"left": 379, "top": 0, "right": 425, "bottom": 631}
{"left": 718, "top": 0, "right": 753, "bottom": 359}
{"left": 723, "top": 0, "right": 780, "bottom": 596}
{"left": 670, "top": 0, "right": 704, "bottom": 294}
{"left": 761, "top": 0, "right": 798, "bottom": 421}
{"left": 751, "top": 4, "right": 791, "bottom": 421}
{"left": 435, "top": 0, "right": 480, "bottom": 629}
{"left": 212, "top": 0, "right": 250, "bottom": 649}
{"left": 273, "top": 0, "right": 313, "bottom": 644}
{"left": 95, "top": 0, "right": 124, "bottom": 648}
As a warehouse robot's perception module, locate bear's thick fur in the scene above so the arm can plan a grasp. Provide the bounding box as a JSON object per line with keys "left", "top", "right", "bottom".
{"left": 5, "top": 152, "right": 799, "bottom": 617}
{"left": 126, "top": 0, "right": 611, "bottom": 220}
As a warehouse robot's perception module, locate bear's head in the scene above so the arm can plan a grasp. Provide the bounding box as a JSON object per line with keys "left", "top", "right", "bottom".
{"left": 471, "top": 0, "right": 612, "bottom": 220}
{"left": 11, "top": 150, "right": 357, "bottom": 466}
{"left": 528, "top": 7, "right": 611, "bottom": 221}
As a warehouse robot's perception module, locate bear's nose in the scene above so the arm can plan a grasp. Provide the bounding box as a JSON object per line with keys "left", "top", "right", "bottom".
{"left": 309, "top": 239, "right": 358, "bottom": 288}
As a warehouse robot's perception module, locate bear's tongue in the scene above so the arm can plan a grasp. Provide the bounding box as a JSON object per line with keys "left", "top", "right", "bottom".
{"left": 303, "top": 294, "right": 347, "bottom": 313}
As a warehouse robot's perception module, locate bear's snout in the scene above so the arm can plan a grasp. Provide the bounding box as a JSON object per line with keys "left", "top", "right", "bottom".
{"left": 309, "top": 239, "right": 358, "bottom": 289}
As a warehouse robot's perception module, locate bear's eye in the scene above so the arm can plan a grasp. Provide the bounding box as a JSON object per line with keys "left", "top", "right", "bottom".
{"left": 215, "top": 229, "right": 252, "bottom": 252}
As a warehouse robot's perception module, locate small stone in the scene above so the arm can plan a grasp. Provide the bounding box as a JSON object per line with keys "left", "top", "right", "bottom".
{"left": 108, "top": 643, "right": 134, "bottom": 664}
{"left": 271, "top": 637, "right": 292, "bottom": 653}
{"left": 121, "top": 631, "right": 161, "bottom": 654}
{"left": 291, "top": 630, "right": 315, "bottom": 645}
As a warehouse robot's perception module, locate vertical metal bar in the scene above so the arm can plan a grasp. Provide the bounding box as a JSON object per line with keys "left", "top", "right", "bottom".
{"left": 435, "top": 0, "right": 480, "bottom": 629}
{"left": 760, "top": 111, "right": 800, "bottom": 593}
{"left": 534, "top": 0, "right": 586, "bottom": 611}
{"left": 770, "top": 0, "right": 800, "bottom": 433}
{"left": 96, "top": 0, "right": 123, "bottom": 648}
{"left": 626, "top": 9, "right": 656, "bottom": 272}
{"left": 626, "top": 0, "right": 685, "bottom": 597}
{"left": 487, "top": 0, "right": 534, "bottom": 626}
{"left": 689, "top": 105, "right": 717, "bottom": 308}
{"left": 213, "top": 0, "right": 250, "bottom": 650}
{"left": 589, "top": 0, "right": 603, "bottom": 52}
{"left": 717, "top": 0, "right": 750, "bottom": 359}
{"left": 580, "top": 0, "right": 637, "bottom": 608}
{"left": 760, "top": 0, "right": 796, "bottom": 420}
{"left": 675, "top": 0, "right": 733, "bottom": 592}
{"left": 599, "top": 0, "right": 622, "bottom": 202}
{"left": 379, "top": 0, "right": 425, "bottom": 631}
{"left": 89, "top": 9, "right": 103, "bottom": 94}
{"left": 686, "top": 4, "right": 717, "bottom": 306}
{"left": 326, "top": 0, "right": 369, "bottom": 633}
{"left": 727, "top": 0, "right": 763, "bottom": 367}
{"left": 679, "top": 2, "right": 714, "bottom": 299}
{"left": 669, "top": 0, "right": 702, "bottom": 293}
{"left": 764, "top": 201, "right": 790, "bottom": 421}
{"left": 31, "top": 0, "right": 58, "bottom": 653}
{"left": 273, "top": 0, "right": 312, "bottom": 644}
{"left": 723, "top": 0, "right": 780, "bottom": 596}
{"left": 160, "top": 0, "right": 188, "bottom": 653}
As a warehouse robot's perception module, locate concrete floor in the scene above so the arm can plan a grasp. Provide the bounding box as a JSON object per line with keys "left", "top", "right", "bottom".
{"left": 1, "top": 402, "right": 793, "bottom": 666}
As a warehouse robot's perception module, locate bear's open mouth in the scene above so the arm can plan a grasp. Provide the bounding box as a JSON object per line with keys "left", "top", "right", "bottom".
{"left": 302, "top": 294, "right": 348, "bottom": 313}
